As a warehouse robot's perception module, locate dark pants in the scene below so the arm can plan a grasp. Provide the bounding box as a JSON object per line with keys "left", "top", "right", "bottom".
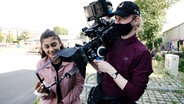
{"left": 87, "top": 84, "right": 136, "bottom": 104}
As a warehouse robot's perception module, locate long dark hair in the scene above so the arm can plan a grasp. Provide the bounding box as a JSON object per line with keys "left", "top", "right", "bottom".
{"left": 40, "top": 29, "right": 64, "bottom": 58}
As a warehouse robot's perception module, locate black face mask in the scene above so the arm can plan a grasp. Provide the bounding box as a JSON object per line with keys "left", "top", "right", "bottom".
{"left": 112, "top": 23, "right": 133, "bottom": 36}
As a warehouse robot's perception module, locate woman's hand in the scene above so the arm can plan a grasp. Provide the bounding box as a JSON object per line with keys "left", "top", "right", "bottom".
{"left": 35, "top": 81, "right": 45, "bottom": 93}
{"left": 34, "top": 79, "right": 54, "bottom": 99}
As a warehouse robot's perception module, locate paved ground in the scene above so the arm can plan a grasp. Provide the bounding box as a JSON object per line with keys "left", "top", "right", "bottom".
{"left": 0, "top": 70, "right": 37, "bottom": 104}
{"left": 1, "top": 47, "right": 183, "bottom": 104}
{"left": 136, "top": 65, "right": 184, "bottom": 104}
{"left": 0, "top": 47, "right": 40, "bottom": 104}
{"left": 82, "top": 62, "right": 184, "bottom": 104}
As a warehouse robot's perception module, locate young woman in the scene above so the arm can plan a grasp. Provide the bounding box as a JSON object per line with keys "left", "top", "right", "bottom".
{"left": 34, "top": 29, "right": 84, "bottom": 104}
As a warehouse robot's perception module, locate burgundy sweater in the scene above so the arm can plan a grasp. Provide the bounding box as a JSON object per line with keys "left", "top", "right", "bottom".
{"left": 101, "top": 35, "right": 153, "bottom": 102}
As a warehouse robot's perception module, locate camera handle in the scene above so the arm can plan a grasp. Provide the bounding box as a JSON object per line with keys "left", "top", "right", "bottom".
{"left": 35, "top": 56, "right": 59, "bottom": 94}
{"left": 36, "top": 65, "right": 79, "bottom": 93}
{"left": 35, "top": 73, "right": 50, "bottom": 94}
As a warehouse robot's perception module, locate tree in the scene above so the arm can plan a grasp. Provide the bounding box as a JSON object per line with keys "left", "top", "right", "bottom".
{"left": 135, "top": 0, "right": 180, "bottom": 50}
{"left": 53, "top": 26, "right": 68, "bottom": 35}
{"left": 0, "top": 32, "right": 4, "bottom": 43}
{"left": 17, "top": 30, "right": 30, "bottom": 44}
{"left": 6, "top": 33, "right": 14, "bottom": 43}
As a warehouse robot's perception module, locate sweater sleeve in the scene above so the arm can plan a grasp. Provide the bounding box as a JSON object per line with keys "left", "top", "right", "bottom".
{"left": 122, "top": 50, "right": 153, "bottom": 101}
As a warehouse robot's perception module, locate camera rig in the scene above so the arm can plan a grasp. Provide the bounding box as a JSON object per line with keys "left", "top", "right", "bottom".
{"left": 84, "top": 0, "right": 109, "bottom": 21}
{"left": 35, "top": 0, "right": 117, "bottom": 94}
{"left": 55, "top": 0, "right": 117, "bottom": 76}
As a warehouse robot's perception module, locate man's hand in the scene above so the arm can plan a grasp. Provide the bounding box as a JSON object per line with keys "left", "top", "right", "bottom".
{"left": 93, "top": 59, "right": 116, "bottom": 75}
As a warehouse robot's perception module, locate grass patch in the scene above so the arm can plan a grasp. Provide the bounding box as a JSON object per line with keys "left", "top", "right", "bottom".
{"left": 34, "top": 98, "right": 39, "bottom": 104}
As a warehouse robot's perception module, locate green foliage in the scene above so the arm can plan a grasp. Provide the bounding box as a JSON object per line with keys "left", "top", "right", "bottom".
{"left": 155, "top": 54, "right": 163, "bottom": 61}
{"left": 0, "top": 32, "right": 4, "bottom": 42}
{"left": 179, "top": 58, "right": 184, "bottom": 72}
{"left": 135, "top": 0, "right": 180, "bottom": 50}
{"left": 34, "top": 98, "right": 39, "bottom": 104}
{"left": 53, "top": 26, "right": 68, "bottom": 35}
{"left": 179, "top": 47, "right": 184, "bottom": 73}
{"left": 6, "top": 34, "right": 14, "bottom": 43}
{"left": 17, "top": 30, "right": 30, "bottom": 44}
{"left": 17, "top": 35, "right": 29, "bottom": 44}
{"left": 154, "top": 37, "right": 162, "bottom": 49}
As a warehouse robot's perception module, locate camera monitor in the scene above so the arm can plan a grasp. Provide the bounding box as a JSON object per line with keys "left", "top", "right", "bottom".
{"left": 84, "top": 0, "right": 109, "bottom": 21}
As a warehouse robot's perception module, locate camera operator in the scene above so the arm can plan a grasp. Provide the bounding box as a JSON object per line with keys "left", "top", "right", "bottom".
{"left": 88, "top": 1, "right": 153, "bottom": 104}
{"left": 34, "top": 29, "right": 84, "bottom": 104}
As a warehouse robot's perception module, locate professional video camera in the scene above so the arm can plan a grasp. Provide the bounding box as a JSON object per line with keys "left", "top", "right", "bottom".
{"left": 35, "top": 0, "right": 117, "bottom": 94}
{"left": 83, "top": 0, "right": 113, "bottom": 39}
{"left": 56, "top": 0, "right": 117, "bottom": 75}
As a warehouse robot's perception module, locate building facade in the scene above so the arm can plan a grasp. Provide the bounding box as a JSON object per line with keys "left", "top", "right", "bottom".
{"left": 162, "top": 22, "right": 184, "bottom": 51}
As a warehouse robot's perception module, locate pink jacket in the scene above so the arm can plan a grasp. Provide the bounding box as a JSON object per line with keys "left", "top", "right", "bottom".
{"left": 36, "top": 57, "right": 84, "bottom": 104}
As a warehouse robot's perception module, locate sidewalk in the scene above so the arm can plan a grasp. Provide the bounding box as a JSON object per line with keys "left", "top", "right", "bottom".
{"left": 82, "top": 63, "right": 184, "bottom": 104}
{"left": 137, "top": 65, "right": 184, "bottom": 104}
